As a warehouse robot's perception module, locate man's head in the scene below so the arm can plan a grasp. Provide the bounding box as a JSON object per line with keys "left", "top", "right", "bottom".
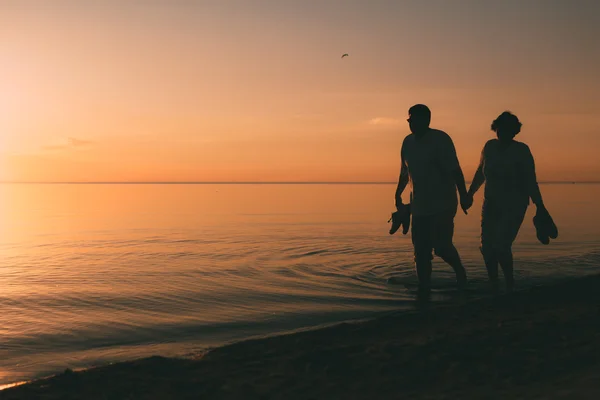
{"left": 407, "top": 104, "right": 431, "bottom": 134}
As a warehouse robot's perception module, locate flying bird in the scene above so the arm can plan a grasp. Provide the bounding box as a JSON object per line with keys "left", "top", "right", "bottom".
{"left": 341, "top": 53, "right": 348, "bottom": 58}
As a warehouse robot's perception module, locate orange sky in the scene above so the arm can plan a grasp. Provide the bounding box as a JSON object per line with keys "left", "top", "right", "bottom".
{"left": 2, "top": 0, "right": 600, "bottom": 182}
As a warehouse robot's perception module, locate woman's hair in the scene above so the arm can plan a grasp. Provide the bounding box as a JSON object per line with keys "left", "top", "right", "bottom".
{"left": 491, "top": 111, "right": 522, "bottom": 134}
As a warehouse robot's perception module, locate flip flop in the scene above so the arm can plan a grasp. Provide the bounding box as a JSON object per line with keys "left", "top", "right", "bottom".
{"left": 545, "top": 210, "right": 558, "bottom": 239}
{"left": 533, "top": 207, "right": 558, "bottom": 244}
{"left": 533, "top": 214, "right": 550, "bottom": 244}
{"left": 388, "top": 204, "right": 411, "bottom": 235}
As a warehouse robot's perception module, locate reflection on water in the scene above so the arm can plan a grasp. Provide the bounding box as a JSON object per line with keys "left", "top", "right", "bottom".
{"left": 0, "top": 183, "right": 599, "bottom": 385}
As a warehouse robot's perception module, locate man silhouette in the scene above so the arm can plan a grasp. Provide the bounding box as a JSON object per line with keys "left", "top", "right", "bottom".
{"left": 394, "top": 104, "right": 469, "bottom": 292}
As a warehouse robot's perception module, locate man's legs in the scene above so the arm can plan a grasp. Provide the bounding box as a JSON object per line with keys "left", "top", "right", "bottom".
{"left": 435, "top": 246, "right": 467, "bottom": 287}
{"left": 432, "top": 209, "right": 467, "bottom": 288}
{"left": 411, "top": 215, "right": 433, "bottom": 292}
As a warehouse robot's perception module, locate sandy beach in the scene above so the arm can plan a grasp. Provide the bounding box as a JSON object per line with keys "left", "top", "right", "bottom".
{"left": 2, "top": 274, "right": 600, "bottom": 399}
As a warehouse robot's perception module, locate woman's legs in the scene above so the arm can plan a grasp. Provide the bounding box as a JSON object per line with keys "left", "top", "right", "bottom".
{"left": 482, "top": 247, "right": 500, "bottom": 292}
{"left": 480, "top": 201, "right": 500, "bottom": 292}
{"left": 493, "top": 205, "right": 527, "bottom": 293}
{"left": 496, "top": 250, "right": 514, "bottom": 292}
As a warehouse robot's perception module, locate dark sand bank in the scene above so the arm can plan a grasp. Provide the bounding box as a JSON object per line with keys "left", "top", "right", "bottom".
{"left": 3, "top": 275, "right": 600, "bottom": 399}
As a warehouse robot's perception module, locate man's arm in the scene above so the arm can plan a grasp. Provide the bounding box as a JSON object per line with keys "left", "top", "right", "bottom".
{"left": 440, "top": 134, "right": 467, "bottom": 195}
{"left": 395, "top": 141, "right": 409, "bottom": 210}
{"left": 439, "top": 133, "right": 469, "bottom": 213}
{"left": 453, "top": 166, "right": 468, "bottom": 199}
{"left": 454, "top": 166, "right": 470, "bottom": 214}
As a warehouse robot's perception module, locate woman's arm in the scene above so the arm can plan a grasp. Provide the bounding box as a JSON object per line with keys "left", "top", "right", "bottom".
{"left": 467, "top": 144, "right": 487, "bottom": 197}
{"left": 523, "top": 144, "right": 544, "bottom": 207}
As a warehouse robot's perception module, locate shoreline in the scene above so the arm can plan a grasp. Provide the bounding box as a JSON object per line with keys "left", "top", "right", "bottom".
{"left": 2, "top": 274, "right": 600, "bottom": 399}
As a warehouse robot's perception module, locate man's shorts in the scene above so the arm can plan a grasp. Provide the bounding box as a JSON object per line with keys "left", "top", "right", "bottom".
{"left": 411, "top": 208, "right": 457, "bottom": 259}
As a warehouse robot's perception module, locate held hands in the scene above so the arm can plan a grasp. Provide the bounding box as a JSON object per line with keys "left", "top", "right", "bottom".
{"left": 460, "top": 192, "right": 474, "bottom": 215}
{"left": 535, "top": 201, "right": 546, "bottom": 212}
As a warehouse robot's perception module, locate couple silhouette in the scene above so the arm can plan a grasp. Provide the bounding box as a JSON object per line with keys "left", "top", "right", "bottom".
{"left": 390, "top": 104, "right": 557, "bottom": 294}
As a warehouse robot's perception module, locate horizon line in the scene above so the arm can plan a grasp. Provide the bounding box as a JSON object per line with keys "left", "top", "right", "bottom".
{"left": 0, "top": 180, "right": 595, "bottom": 185}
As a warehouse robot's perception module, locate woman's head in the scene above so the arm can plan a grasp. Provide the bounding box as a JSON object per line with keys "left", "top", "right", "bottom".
{"left": 491, "top": 111, "right": 522, "bottom": 141}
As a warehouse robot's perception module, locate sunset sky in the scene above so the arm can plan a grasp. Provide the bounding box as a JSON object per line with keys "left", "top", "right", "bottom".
{"left": 2, "top": 0, "right": 599, "bottom": 182}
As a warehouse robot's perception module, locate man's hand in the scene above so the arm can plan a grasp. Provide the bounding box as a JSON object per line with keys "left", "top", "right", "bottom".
{"left": 395, "top": 202, "right": 405, "bottom": 212}
{"left": 460, "top": 193, "right": 473, "bottom": 215}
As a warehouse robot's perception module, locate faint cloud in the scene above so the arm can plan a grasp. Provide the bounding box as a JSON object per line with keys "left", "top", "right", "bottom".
{"left": 368, "top": 117, "right": 401, "bottom": 126}
{"left": 292, "top": 112, "right": 325, "bottom": 121}
{"left": 68, "top": 137, "right": 93, "bottom": 147}
{"left": 42, "top": 137, "right": 94, "bottom": 151}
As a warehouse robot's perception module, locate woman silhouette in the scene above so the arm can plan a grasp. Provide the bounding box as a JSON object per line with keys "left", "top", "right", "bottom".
{"left": 465, "top": 112, "right": 546, "bottom": 293}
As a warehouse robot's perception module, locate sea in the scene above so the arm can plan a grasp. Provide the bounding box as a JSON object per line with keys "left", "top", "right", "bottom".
{"left": 1, "top": 183, "right": 599, "bottom": 387}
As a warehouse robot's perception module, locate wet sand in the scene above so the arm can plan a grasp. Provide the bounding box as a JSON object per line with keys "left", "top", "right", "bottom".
{"left": 2, "top": 274, "right": 600, "bottom": 399}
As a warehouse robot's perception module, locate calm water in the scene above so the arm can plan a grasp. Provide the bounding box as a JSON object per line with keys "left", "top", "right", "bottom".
{"left": 1, "top": 183, "right": 599, "bottom": 386}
